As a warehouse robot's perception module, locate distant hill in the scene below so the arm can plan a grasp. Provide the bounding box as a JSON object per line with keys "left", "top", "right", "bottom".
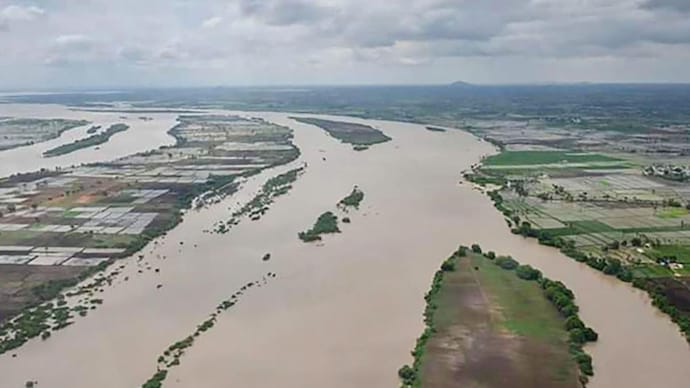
{"left": 449, "top": 81, "right": 473, "bottom": 87}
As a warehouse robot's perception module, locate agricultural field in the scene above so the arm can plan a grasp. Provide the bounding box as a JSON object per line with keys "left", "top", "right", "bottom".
{"left": 403, "top": 249, "right": 591, "bottom": 388}
{"left": 484, "top": 150, "right": 622, "bottom": 167}
{"left": 469, "top": 146, "right": 690, "bottom": 337}
{"left": 0, "top": 118, "right": 89, "bottom": 151}
{"left": 0, "top": 114, "right": 299, "bottom": 320}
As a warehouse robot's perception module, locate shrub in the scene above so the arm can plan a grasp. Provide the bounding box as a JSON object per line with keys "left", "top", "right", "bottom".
{"left": 516, "top": 264, "right": 541, "bottom": 280}
{"left": 495, "top": 256, "right": 518, "bottom": 270}
{"left": 397, "top": 365, "right": 415, "bottom": 385}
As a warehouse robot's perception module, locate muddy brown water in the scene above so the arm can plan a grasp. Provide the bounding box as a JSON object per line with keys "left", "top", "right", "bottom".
{"left": 0, "top": 111, "right": 689, "bottom": 387}
{"left": 0, "top": 104, "right": 178, "bottom": 177}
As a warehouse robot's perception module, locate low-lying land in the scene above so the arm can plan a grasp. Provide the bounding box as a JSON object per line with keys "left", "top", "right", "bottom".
{"left": 291, "top": 117, "right": 391, "bottom": 150}
{"left": 400, "top": 245, "right": 596, "bottom": 388}
{"left": 298, "top": 211, "right": 340, "bottom": 242}
{"left": 0, "top": 118, "right": 89, "bottom": 151}
{"left": 338, "top": 186, "right": 364, "bottom": 209}
{"left": 467, "top": 146, "right": 690, "bottom": 341}
{"left": 0, "top": 114, "right": 299, "bottom": 328}
{"left": 43, "top": 123, "right": 129, "bottom": 157}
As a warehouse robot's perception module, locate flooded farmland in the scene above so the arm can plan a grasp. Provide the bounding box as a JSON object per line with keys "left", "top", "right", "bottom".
{"left": 0, "top": 109, "right": 689, "bottom": 388}
{"left": 0, "top": 104, "right": 178, "bottom": 177}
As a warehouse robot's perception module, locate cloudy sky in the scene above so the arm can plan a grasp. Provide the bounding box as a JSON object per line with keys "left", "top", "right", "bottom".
{"left": 0, "top": 0, "right": 689, "bottom": 88}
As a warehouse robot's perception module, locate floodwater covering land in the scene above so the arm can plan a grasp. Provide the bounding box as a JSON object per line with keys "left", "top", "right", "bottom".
{"left": 0, "top": 109, "right": 689, "bottom": 388}
{"left": 0, "top": 118, "right": 89, "bottom": 151}
{"left": 0, "top": 114, "right": 298, "bottom": 329}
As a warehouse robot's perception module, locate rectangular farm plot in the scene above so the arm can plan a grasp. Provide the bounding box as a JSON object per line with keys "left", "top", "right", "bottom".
{"left": 527, "top": 217, "right": 565, "bottom": 229}
{"left": 62, "top": 257, "right": 110, "bottom": 266}
{"left": 0, "top": 255, "right": 36, "bottom": 264}
{"left": 67, "top": 206, "right": 158, "bottom": 235}
{"left": 0, "top": 223, "right": 29, "bottom": 231}
{"left": 29, "top": 254, "right": 72, "bottom": 265}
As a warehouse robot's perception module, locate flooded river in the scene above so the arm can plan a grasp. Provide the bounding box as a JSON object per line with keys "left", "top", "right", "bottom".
{"left": 0, "top": 110, "right": 689, "bottom": 387}
{"left": 0, "top": 104, "right": 177, "bottom": 177}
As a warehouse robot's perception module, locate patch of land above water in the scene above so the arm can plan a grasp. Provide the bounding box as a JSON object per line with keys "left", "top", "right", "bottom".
{"left": 0, "top": 118, "right": 89, "bottom": 151}
{"left": 404, "top": 247, "right": 592, "bottom": 388}
{"left": 43, "top": 123, "right": 130, "bottom": 157}
{"left": 291, "top": 117, "right": 391, "bottom": 150}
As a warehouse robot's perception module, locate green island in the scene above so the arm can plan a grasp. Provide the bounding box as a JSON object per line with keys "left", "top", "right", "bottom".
{"left": 291, "top": 117, "right": 391, "bottom": 149}
{"left": 43, "top": 123, "right": 130, "bottom": 157}
{"left": 298, "top": 211, "right": 340, "bottom": 242}
{"left": 338, "top": 186, "right": 364, "bottom": 209}
{"left": 466, "top": 146, "right": 690, "bottom": 342}
{"left": 399, "top": 244, "right": 596, "bottom": 388}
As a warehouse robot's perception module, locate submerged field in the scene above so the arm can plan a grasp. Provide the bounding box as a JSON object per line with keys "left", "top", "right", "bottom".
{"left": 407, "top": 249, "right": 587, "bottom": 388}
{"left": 0, "top": 114, "right": 299, "bottom": 327}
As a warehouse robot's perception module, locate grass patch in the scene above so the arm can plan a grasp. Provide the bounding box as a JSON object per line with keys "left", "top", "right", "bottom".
{"left": 647, "top": 245, "right": 690, "bottom": 265}
{"left": 469, "top": 254, "right": 566, "bottom": 341}
{"left": 657, "top": 207, "right": 689, "bottom": 219}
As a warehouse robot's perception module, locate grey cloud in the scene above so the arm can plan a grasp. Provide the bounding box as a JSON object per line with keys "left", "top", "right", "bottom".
{"left": 643, "top": 0, "right": 690, "bottom": 13}
{"left": 2, "top": 0, "right": 690, "bottom": 87}
{"left": 238, "top": 0, "right": 332, "bottom": 26}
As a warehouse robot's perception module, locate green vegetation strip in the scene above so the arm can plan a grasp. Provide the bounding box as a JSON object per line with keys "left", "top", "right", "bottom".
{"left": 142, "top": 272, "right": 276, "bottom": 388}
{"left": 483, "top": 151, "right": 621, "bottom": 166}
{"left": 398, "top": 244, "right": 597, "bottom": 387}
{"left": 214, "top": 166, "right": 305, "bottom": 234}
{"left": 43, "top": 123, "right": 130, "bottom": 157}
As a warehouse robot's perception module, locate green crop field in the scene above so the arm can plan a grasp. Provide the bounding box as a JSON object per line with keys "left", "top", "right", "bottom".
{"left": 483, "top": 151, "right": 621, "bottom": 166}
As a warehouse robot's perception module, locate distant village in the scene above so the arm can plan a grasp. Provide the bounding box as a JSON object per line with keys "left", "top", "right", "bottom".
{"left": 644, "top": 165, "right": 690, "bottom": 181}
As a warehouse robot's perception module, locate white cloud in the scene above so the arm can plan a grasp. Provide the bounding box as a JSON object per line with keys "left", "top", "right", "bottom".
{"left": 1, "top": 4, "right": 44, "bottom": 21}
{"left": 201, "top": 16, "right": 222, "bottom": 29}
{"left": 55, "top": 34, "right": 94, "bottom": 48}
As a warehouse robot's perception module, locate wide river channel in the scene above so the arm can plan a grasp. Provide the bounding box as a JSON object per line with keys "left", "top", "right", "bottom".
{"left": 0, "top": 106, "right": 689, "bottom": 387}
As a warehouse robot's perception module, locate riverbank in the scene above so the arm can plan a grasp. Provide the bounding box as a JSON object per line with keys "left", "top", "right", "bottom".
{"left": 465, "top": 148, "right": 690, "bottom": 344}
